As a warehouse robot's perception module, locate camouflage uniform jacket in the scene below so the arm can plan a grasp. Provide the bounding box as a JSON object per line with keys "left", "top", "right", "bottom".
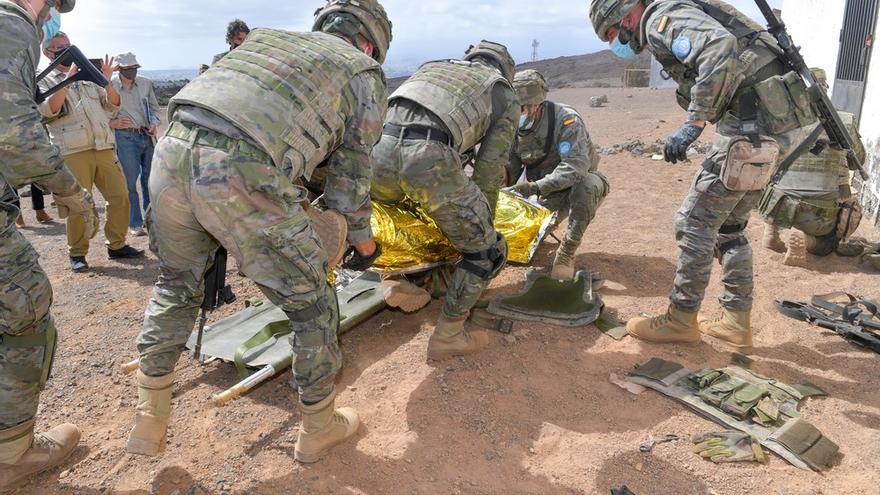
{"left": 171, "top": 30, "right": 386, "bottom": 245}
{"left": 507, "top": 102, "right": 600, "bottom": 194}
{"left": 0, "top": 0, "right": 80, "bottom": 200}
{"left": 386, "top": 67, "right": 519, "bottom": 209}
{"left": 640, "top": 0, "right": 783, "bottom": 123}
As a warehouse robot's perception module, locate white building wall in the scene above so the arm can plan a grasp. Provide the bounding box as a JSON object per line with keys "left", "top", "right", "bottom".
{"left": 781, "top": 0, "right": 847, "bottom": 92}
{"left": 857, "top": 35, "right": 880, "bottom": 226}
{"left": 782, "top": 0, "right": 880, "bottom": 227}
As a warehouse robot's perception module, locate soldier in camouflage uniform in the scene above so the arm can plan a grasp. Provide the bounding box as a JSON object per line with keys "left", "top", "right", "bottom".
{"left": 506, "top": 69, "right": 610, "bottom": 280}
{"left": 759, "top": 71, "right": 866, "bottom": 266}
{"left": 370, "top": 41, "right": 519, "bottom": 361}
{"left": 0, "top": 0, "right": 101, "bottom": 490}
{"left": 591, "top": 0, "right": 819, "bottom": 348}
{"left": 126, "top": 0, "right": 391, "bottom": 464}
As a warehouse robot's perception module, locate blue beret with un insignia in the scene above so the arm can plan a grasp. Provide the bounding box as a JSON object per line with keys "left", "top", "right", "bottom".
{"left": 672, "top": 36, "right": 692, "bottom": 60}
{"left": 559, "top": 141, "right": 572, "bottom": 156}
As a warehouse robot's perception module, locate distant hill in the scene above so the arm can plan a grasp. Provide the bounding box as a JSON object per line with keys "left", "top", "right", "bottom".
{"left": 387, "top": 49, "right": 651, "bottom": 93}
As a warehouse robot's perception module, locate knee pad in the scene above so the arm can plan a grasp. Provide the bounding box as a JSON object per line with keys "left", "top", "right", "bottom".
{"left": 459, "top": 233, "right": 508, "bottom": 281}
{"left": 807, "top": 233, "right": 838, "bottom": 257}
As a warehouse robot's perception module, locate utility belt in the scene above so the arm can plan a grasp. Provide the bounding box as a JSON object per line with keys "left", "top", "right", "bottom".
{"left": 382, "top": 123, "right": 453, "bottom": 147}
{"left": 166, "top": 121, "right": 269, "bottom": 162}
{"left": 116, "top": 127, "right": 151, "bottom": 135}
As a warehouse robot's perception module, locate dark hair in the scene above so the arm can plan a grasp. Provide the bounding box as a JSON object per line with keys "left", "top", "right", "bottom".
{"left": 225, "top": 19, "right": 250, "bottom": 46}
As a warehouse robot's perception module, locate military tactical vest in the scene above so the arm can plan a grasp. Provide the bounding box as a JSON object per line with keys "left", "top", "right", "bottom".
{"left": 776, "top": 112, "right": 859, "bottom": 195}
{"left": 643, "top": 0, "right": 780, "bottom": 113}
{"left": 390, "top": 60, "right": 510, "bottom": 153}
{"left": 170, "top": 29, "right": 382, "bottom": 180}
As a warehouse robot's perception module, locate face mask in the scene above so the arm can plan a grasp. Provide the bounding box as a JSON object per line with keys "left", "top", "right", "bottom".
{"left": 519, "top": 114, "right": 535, "bottom": 131}
{"left": 120, "top": 68, "right": 138, "bottom": 80}
{"left": 41, "top": 8, "right": 61, "bottom": 41}
{"left": 611, "top": 38, "right": 637, "bottom": 60}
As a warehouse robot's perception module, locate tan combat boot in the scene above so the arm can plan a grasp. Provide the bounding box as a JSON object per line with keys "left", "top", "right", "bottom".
{"left": 294, "top": 392, "right": 359, "bottom": 463}
{"left": 699, "top": 308, "right": 753, "bottom": 348}
{"left": 126, "top": 371, "right": 174, "bottom": 456}
{"left": 0, "top": 420, "right": 80, "bottom": 492}
{"left": 626, "top": 305, "right": 701, "bottom": 344}
{"left": 762, "top": 222, "right": 786, "bottom": 253}
{"left": 427, "top": 314, "right": 489, "bottom": 360}
{"left": 551, "top": 238, "right": 578, "bottom": 280}
{"left": 783, "top": 229, "right": 808, "bottom": 267}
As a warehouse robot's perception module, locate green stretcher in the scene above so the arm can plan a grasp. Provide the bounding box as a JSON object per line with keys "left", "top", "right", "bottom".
{"left": 182, "top": 271, "right": 388, "bottom": 406}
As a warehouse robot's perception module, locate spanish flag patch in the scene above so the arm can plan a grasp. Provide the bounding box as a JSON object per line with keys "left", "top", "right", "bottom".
{"left": 658, "top": 16, "right": 669, "bottom": 33}
{"left": 563, "top": 116, "right": 577, "bottom": 126}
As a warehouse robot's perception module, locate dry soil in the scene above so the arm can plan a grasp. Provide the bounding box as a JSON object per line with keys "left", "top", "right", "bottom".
{"left": 11, "top": 88, "right": 879, "bottom": 495}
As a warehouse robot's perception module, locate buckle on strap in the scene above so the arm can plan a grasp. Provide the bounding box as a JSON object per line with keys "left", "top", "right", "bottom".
{"left": 719, "top": 222, "right": 748, "bottom": 235}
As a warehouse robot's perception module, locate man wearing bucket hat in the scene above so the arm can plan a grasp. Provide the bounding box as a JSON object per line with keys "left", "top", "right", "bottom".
{"left": 507, "top": 69, "right": 610, "bottom": 280}
{"left": 110, "top": 52, "right": 160, "bottom": 238}
{"left": 0, "top": 0, "right": 97, "bottom": 490}
{"left": 124, "top": 0, "right": 392, "bottom": 464}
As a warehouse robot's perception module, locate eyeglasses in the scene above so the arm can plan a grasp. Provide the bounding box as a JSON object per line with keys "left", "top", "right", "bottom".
{"left": 47, "top": 45, "right": 71, "bottom": 54}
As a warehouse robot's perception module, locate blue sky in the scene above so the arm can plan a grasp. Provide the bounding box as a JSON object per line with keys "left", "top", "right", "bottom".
{"left": 60, "top": 0, "right": 782, "bottom": 75}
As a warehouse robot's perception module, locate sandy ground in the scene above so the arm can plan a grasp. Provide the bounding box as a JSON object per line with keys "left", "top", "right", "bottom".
{"left": 10, "top": 88, "right": 879, "bottom": 495}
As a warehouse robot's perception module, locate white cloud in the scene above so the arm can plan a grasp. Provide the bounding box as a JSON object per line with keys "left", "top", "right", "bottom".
{"left": 60, "top": 0, "right": 782, "bottom": 73}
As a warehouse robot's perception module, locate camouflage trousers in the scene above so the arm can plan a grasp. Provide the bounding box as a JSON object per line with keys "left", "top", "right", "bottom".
{"left": 371, "top": 134, "right": 499, "bottom": 319}
{"left": 541, "top": 171, "right": 610, "bottom": 246}
{"left": 137, "top": 122, "right": 340, "bottom": 404}
{"left": 0, "top": 198, "right": 56, "bottom": 429}
{"left": 671, "top": 124, "right": 815, "bottom": 312}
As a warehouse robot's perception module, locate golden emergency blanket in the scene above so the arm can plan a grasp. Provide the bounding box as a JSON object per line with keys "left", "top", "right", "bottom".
{"left": 371, "top": 191, "right": 556, "bottom": 273}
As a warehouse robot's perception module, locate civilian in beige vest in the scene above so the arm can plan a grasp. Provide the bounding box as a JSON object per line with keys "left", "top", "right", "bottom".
{"left": 38, "top": 32, "right": 144, "bottom": 272}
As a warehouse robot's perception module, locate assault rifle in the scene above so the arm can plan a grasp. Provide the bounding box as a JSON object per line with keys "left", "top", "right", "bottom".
{"left": 193, "top": 247, "right": 236, "bottom": 361}
{"left": 754, "top": 0, "right": 868, "bottom": 180}
{"left": 35, "top": 46, "right": 108, "bottom": 104}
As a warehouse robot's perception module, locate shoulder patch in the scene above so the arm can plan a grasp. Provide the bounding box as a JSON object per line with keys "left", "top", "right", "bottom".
{"left": 658, "top": 16, "right": 669, "bottom": 34}
{"left": 559, "top": 141, "right": 572, "bottom": 156}
{"left": 671, "top": 36, "right": 692, "bottom": 60}
{"left": 563, "top": 116, "right": 577, "bottom": 127}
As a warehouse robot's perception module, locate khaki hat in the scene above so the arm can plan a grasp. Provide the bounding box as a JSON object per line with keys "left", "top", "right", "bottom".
{"left": 116, "top": 52, "right": 141, "bottom": 68}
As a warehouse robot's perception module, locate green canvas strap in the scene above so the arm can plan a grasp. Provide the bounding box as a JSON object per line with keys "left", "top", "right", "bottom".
{"left": 233, "top": 321, "right": 291, "bottom": 379}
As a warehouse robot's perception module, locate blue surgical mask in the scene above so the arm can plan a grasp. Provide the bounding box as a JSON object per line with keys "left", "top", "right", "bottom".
{"left": 41, "top": 8, "right": 61, "bottom": 43}
{"left": 519, "top": 114, "right": 535, "bottom": 131}
{"left": 611, "top": 38, "right": 637, "bottom": 60}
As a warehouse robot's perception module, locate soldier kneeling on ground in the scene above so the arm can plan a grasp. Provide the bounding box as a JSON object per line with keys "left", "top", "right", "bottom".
{"left": 759, "top": 71, "right": 867, "bottom": 267}
{"left": 505, "top": 69, "right": 610, "bottom": 280}
{"left": 370, "top": 41, "right": 519, "bottom": 361}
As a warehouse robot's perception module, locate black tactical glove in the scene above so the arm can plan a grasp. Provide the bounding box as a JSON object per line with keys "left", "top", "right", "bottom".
{"left": 342, "top": 243, "right": 383, "bottom": 272}
{"left": 664, "top": 122, "right": 705, "bottom": 164}
{"left": 510, "top": 181, "right": 540, "bottom": 197}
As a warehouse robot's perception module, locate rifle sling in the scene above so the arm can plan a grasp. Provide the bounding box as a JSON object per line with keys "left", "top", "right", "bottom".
{"left": 771, "top": 124, "right": 825, "bottom": 184}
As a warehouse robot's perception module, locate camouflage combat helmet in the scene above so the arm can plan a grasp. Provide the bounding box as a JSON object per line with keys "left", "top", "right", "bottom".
{"left": 513, "top": 70, "right": 548, "bottom": 105}
{"left": 464, "top": 40, "right": 516, "bottom": 82}
{"left": 589, "top": 0, "right": 640, "bottom": 41}
{"left": 313, "top": 0, "right": 393, "bottom": 64}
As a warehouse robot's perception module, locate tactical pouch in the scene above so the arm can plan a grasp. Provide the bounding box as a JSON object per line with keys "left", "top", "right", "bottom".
{"left": 836, "top": 199, "right": 863, "bottom": 241}
{"left": 697, "top": 374, "right": 769, "bottom": 420}
{"left": 769, "top": 419, "right": 839, "bottom": 471}
{"left": 720, "top": 136, "right": 780, "bottom": 191}
{"left": 753, "top": 71, "right": 816, "bottom": 135}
